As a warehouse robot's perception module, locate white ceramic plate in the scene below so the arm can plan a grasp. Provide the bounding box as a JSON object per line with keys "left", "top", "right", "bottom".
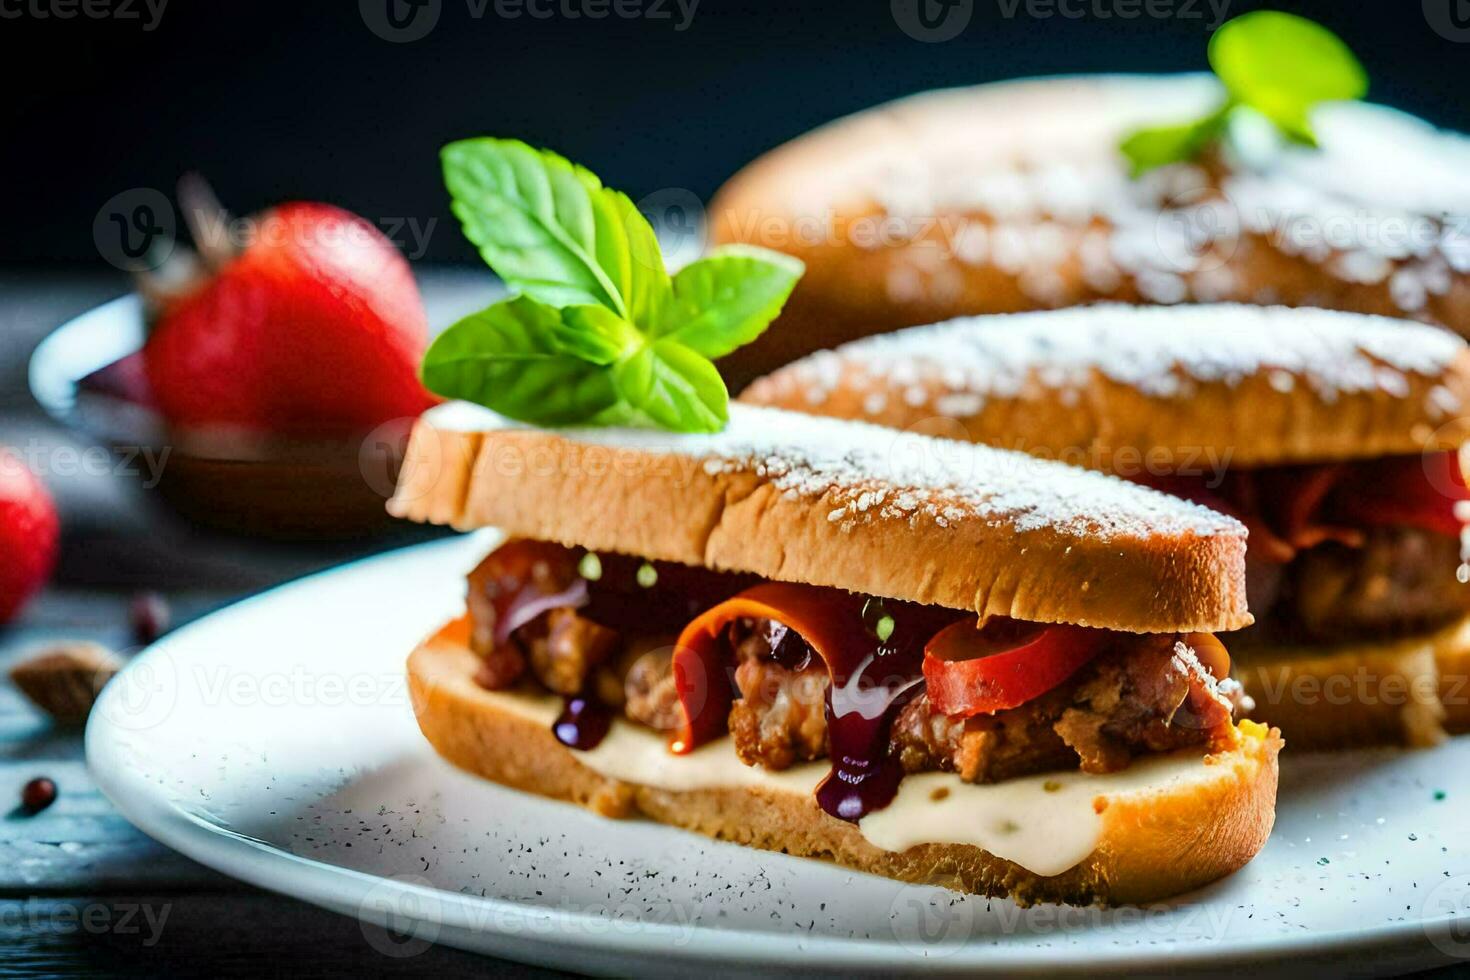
{"left": 87, "top": 534, "right": 1470, "bottom": 976}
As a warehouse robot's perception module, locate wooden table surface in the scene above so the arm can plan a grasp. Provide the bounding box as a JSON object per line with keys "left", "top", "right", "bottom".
{"left": 3, "top": 269, "right": 1467, "bottom": 979}
{"left": 0, "top": 268, "right": 568, "bottom": 977}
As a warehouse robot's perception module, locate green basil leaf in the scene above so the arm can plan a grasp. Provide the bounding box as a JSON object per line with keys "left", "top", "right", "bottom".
{"left": 613, "top": 340, "right": 728, "bottom": 434}
{"left": 558, "top": 304, "right": 641, "bottom": 365}
{"left": 1208, "top": 11, "right": 1367, "bottom": 144}
{"left": 420, "top": 295, "right": 619, "bottom": 426}
{"left": 441, "top": 138, "right": 672, "bottom": 323}
{"left": 1119, "top": 108, "right": 1229, "bottom": 176}
{"left": 654, "top": 245, "right": 805, "bottom": 359}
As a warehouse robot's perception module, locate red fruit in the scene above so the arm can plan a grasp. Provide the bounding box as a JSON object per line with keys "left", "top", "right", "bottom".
{"left": 78, "top": 350, "right": 155, "bottom": 408}
{"left": 143, "top": 202, "right": 435, "bottom": 437}
{"left": 0, "top": 453, "right": 59, "bottom": 624}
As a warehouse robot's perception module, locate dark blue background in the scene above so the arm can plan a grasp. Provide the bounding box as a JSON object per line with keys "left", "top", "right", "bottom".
{"left": 5, "top": 0, "right": 1465, "bottom": 264}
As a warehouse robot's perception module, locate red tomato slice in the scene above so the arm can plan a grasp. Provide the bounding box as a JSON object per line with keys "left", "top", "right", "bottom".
{"left": 1329, "top": 451, "right": 1469, "bottom": 540}
{"left": 923, "top": 618, "right": 1107, "bottom": 718}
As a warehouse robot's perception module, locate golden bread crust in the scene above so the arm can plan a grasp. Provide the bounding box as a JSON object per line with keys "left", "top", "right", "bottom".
{"left": 710, "top": 76, "right": 1470, "bottom": 388}
{"left": 1231, "top": 625, "right": 1470, "bottom": 749}
{"left": 1432, "top": 616, "right": 1470, "bottom": 734}
{"left": 739, "top": 305, "right": 1470, "bottom": 467}
{"left": 387, "top": 404, "right": 1251, "bottom": 633}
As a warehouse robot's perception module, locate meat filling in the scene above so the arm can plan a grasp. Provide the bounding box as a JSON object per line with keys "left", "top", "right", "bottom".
{"left": 465, "top": 543, "right": 1247, "bottom": 783}
{"left": 484, "top": 609, "right": 686, "bottom": 728}
{"left": 465, "top": 541, "right": 752, "bottom": 731}
{"left": 728, "top": 619, "right": 830, "bottom": 768}
{"left": 467, "top": 541, "right": 582, "bottom": 688}
{"left": 728, "top": 620, "right": 1242, "bottom": 783}
{"left": 517, "top": 608, "right": 619, "bottom": 695}
{"left": 892, "top": 634, "right": 1241, "bottom": 781}
{"left": 1261, "top": 527, "right": 1470, "bottom": 642}
{"left": 622, "top": 646, "right": 684, "bottom": 732}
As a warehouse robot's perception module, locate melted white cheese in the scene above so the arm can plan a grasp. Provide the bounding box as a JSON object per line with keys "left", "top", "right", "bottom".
{"left": 468, "top": 681, "right": 1249, "bottom": 879}
{"left": 859, "top": 752, "right": 1227, "bottom": 877}
{"left": 477, "top": 684, "right": 826, "bottom": 793}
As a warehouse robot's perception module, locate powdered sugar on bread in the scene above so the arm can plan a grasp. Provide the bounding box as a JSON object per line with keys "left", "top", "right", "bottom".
{"left": 861, "top": 76, "right": 1470, "bottom": 315}
{"left": 424, "top": 400, "right": 1243, "bottom": 543}
{"left": 747, "top": 303, "right": 1468, "bottom": 417}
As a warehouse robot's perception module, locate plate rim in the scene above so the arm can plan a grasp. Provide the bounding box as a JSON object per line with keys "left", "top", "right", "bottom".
{"left": 85, "top": 536, "right": 1470, "bottom": 976}
{"left": 27, "top": 292, "right": 143, "bottom": 425}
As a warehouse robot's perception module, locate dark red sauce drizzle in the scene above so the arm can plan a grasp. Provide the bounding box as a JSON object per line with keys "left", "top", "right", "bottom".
{"left": 762, "top": 620, "right": 814, "bottom": 671}
{"left": 553, "top": 695, "right": 611, "bottom": 750}
{"left": 472, "top": 541, "right": 756, "bottom": 643}
{"left": 470, "top": 540, "right": 755, "bottom": 752}
{"left": 816, "top": 667, "right": 924, "bottom": 822}
{"left": 672, "top": 587, "right": 962, "bottom": 822}
{"left": 811, "top": 600, "right": 957, "bottom": 823}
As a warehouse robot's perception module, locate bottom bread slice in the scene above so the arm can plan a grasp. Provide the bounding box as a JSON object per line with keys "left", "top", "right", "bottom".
{"left": 1235, "top": 617, "right": 1470, "bottom": 749}
{"left": 1435, "top": 617, "right": 1470, "bottom": 734}
{"left": 408, "top": 619, "right": 1282, "bottom": 907}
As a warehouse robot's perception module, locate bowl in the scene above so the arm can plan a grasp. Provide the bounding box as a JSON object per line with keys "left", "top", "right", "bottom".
{"left": 28, "top": 293, "right": 411, "bottom": 539}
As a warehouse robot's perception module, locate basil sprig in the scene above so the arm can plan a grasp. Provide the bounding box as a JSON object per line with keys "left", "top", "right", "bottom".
{"left": 1120, "top": 11, "right": 1367, "bottom": 175}
{"left": 423, "top": 138, "right": 803, "bottom": 433}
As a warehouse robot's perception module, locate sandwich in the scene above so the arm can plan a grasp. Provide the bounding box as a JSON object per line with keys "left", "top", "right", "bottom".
{"left": 390, "top": 400, "right": 1281, "bottom": 906}
{"left": 741, "top": 302, "right": 1470, "bottom": 747}
{"left": 708, "top": 65, "right": 1470, "bottom": 388}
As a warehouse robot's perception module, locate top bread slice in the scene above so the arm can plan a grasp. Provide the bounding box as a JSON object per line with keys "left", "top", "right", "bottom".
{"left": 740, "top": 304, "right": 1470, "bottom": 467}
{"left": 388, "top": 402, "right": 1249, "bottom": 633}
{"left": 708, "top": 74, "right": 1470, "bottom": 387}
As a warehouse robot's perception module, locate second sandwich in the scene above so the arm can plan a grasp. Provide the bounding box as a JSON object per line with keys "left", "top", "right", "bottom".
{"left": 744, "top": 303, "right": 1470, "bottom": 747}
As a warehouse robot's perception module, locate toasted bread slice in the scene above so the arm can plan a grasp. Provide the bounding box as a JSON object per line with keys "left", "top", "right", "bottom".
{"left": 1231, "top": 632, "right": 1449, "bottom": 750}
{"left": 710, "top": 75, "right": 1470, "bottom": 386}
{"left": 739, "top": 303, "right": 1470, "bottom": 467}
{"left": 388, "top": 402, "right": 1250, "bottom": 634}
{"left": 409, "top": 619, "right": 1282, "bottom": 908}
{"left": 1433, "top": 617, "right": 1470, "bottom": 734}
